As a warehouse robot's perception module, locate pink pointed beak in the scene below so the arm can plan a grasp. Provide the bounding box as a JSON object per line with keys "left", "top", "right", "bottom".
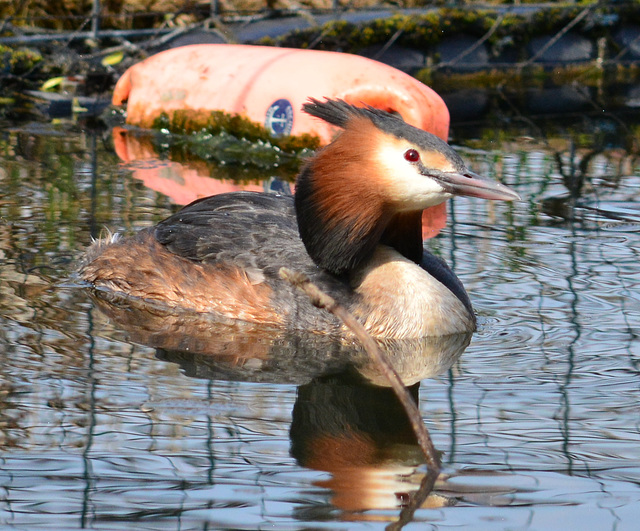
{"left": 437, "top": 169, "right": 521, "bottom": 201}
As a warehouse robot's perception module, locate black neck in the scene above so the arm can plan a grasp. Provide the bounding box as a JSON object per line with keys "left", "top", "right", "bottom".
{"left": 294, "top": 165, "right": 391, "bottom": 277}
{"left": 295, "top": 169, "right": 424, "bottom": 275}
{"left": 381, "top": 211, "right": 424, "bottom": 265}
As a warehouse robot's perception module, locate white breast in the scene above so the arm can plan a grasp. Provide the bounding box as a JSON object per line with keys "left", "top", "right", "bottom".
{"left": 350, "top": 246, "right": 475, "bottom": 338}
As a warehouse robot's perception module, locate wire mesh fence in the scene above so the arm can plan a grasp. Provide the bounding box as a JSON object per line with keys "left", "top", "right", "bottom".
{"left": 0, "top": 0, "right": 613, "bottom": 45}
{"left": 0, "top": 0, "right": 638, "bottom": 111}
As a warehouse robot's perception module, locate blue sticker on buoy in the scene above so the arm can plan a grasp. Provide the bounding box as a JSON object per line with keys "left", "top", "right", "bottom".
{"left": 265, "top": 99, "right": 294, "bottom": 137}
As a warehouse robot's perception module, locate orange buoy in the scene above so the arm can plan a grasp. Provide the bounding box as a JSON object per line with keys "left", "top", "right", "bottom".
{"left": 113, "top": 44, "right": 450, "bottom": 143}
{"left": 112, "top": 44, "right": 450, "bottom": 237}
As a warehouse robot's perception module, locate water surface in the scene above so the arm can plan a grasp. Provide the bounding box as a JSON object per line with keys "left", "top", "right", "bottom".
{"left": 0, "top": 111, "right": 639, "bottom": 529}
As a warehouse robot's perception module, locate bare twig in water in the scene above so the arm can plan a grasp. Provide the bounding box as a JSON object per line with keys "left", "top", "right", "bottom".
{"left": 279, "top": 267, "right": 441, "bottom": 472}
{"left": 387, "top": 468, "right": 440, "bottom": 531}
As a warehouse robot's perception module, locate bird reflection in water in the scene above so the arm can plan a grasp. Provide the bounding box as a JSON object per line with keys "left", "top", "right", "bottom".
{"left": 88, "top": 293, "right": 470, "bottom": 521}
{"left": 291, "top": 372, "right": 459, "bottom": 519}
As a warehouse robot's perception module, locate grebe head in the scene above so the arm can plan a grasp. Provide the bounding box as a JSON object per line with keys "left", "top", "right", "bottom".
{"left": 295, "top": 98, "right": 520, "bottom": 275}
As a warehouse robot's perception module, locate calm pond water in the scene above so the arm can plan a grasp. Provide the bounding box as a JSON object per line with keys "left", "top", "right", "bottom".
{"left": 1, "top": 108, "right": 639, "bottom": 530}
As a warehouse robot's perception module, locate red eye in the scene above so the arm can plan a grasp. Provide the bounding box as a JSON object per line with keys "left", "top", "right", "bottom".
{"left": 404, "top": 149, "right": 420, "bottom": 162}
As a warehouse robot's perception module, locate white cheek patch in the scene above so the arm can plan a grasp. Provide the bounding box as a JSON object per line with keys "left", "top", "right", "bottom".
{"left": 375, "top": 143, "right": 451, "bottom": 209}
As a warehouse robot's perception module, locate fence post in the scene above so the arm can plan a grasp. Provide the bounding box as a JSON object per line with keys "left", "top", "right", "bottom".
{"left": 91, "top": 0, "right": 101, "bottom": 39}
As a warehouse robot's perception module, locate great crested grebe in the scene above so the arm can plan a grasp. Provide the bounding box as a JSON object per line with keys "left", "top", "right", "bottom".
{"left": 79, "top": 98, "right": 519, "bottom": 338}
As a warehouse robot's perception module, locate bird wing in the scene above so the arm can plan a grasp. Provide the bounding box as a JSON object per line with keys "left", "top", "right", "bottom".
{"left": 152, "top": 192, "right": 351, "bottom": 330}
{"left": 154, "top": 192, "right": 315, "bottom": 277}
